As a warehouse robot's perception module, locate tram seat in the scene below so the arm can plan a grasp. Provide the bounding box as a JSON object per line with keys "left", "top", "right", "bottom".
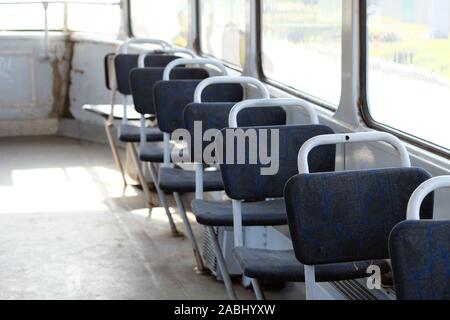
{"left": 129, "top": 67, "right": 212, "bottom": 236}
{"left": 389, "top": 176, "right": 450, "bottom": 300}
{"left": 284, "top": 167, "right": 434, "bottom": 299}
{"left": 390, "top": 220, "right": 450, "bottom": 300}
{"left": 153, "top": 81, "right": 244, "bottom": 193}
{"left": 215, "top": 125, "right": 335, "bottom": 298}
{"left": 184, "top": 101, "right": 287, "bottom": 226}
{"left": 114, "top": 54, "right": 181, "bottom": 95}
{"left": 104, "top": 53, "right": 115, "bottom": 91}
{"left": 129, "top": 67, "right": 210, "bottom": 158}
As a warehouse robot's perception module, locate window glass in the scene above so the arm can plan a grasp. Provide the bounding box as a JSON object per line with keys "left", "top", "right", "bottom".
{"left": 367, "top": 0, "right": 450, "bottom": 150}
{"left": 200, "top": 0, "right": 246, "bottom": 67}
{"left": 0, "top": 2, "right": 64, "bottom": 31}
{"left": 131, "top": 0, "right": 190, "bottom": 48}
{"left": 67, "top": 1, "right": 121, "bottom": 34}
{"left": 262, "top": 0, "right": 342, "bottom": 106}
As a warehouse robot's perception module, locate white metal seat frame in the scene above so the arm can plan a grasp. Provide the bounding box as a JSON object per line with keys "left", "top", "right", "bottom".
{"left": 296, "top": 131, "right": 411, "bottom": 300}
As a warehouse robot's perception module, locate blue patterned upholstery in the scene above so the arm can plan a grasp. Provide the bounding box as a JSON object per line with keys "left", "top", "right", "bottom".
{"left": 233, "top": 248, "right": 390, "bottom": 282}
{"left": 114, "top": 54, "right": 180, "bottom": 95}
{"left": 390, "top": 220, "right": 450, "bottom": 300}
{"left": 192, "top": 199, "right": 287, "bottom": 227}
{"left": 183, "top": 102, "right": 286, "bottom": 159}
{"left": 153, "top": 81, "right": 243, "bottom": 134}
{"left": 159, "top": 167, "right": 223, "bottom": 193}
{"left": 118, "top": 123, "right": 163, "bottom": 143}
{"left": 284, "top": 168, "right": 434, "bottom": 266}
{"left": 130, "top": 68, "right": 209, "bottom": 115}
{"left": 219, "top": 125, "right": 336, "bottom": 200}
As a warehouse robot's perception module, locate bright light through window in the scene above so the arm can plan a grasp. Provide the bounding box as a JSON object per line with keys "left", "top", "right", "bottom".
{"left": 200, "top": 0, "right": 247, "bottom": 67}
{"left": 0, "top": 2, "right": 64, "bottom": 31}
{"left": 67, "top": 1, "right": 121, "bottom": 34}
{"left": 367, "top": 0, "right": 450, "bottom": 151}
{"left": 0, "top": 0, "right": 120, "bottom": 34}
{"left": 262, "top": 0, "right": 343, "bottom": 107}
{"left": 131, "top": 0, "right": 190, "bottom": 48}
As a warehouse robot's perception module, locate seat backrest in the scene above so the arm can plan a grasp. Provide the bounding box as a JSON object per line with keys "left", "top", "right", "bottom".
{"left": 104, "top": 53, "right": 115, "bottom": 91}
{"left": 153, "top": 81, "right": 243, "bottom": 134}
{"left": 284, "top": 168, "right": 434, "bottom": 266}
{"left": 183, "top": 102, "right": 287, "bottom": 161}
{"left": 390, "top": 220, "right": 450, "bottom": 300}
{"left": 219, "top": 125, "right": 336, "bottom": 200}
{"left": 130, "top": 68, "right": 209, "bottom": 115}
{"left": 114, "top": 54, "right": 180, "bottom": 95}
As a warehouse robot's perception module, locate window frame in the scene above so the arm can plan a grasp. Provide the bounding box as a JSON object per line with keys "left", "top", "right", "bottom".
{"left": 359, "top": 0, "right": 450, "bottom": 158}
{"left": 256, "top": 0, "right": 340, "bottom": 112}
{"left": 196, "top": 0, "right": 245, "bottom": 72}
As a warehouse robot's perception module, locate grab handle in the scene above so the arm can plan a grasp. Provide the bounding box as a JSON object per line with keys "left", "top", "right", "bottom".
{"left": 297, "top": 132, "right": 411, "bottom": 174}
{"left": 228, "top": 98, "right": 319, "bottom": 128}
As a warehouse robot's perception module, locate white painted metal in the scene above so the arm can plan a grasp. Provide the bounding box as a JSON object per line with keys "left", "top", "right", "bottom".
{"left": 163, "top": 58, "right": 228, "bottom": 81}
{"left": 228, "top": 98, "right": 319, "bottom": 128}
{"left": 118, "top": 38, "right": 171, "bottom": 54}
{"left": 407, "top": 176, "right": 450, "bottom": 220}
{"left": 232, "top": 200, "right": 243, "bottom": 247}
{"left": 193, "top": 76, "right": 270, "bottom": 104}
{"left": 195, "top": 163, "right": 204, "bottom": 200}
{"left": 298, "top": 132, "right": 411, "bottom": 174}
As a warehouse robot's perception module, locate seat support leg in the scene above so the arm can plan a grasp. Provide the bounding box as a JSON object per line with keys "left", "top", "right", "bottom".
{"left": 173, "top": 192, "right": 206, "bottom": 274}
{"left": 251, "top": 278, "right": 266, "bottom": 300}
{"left": 129, "top": 143, "right": 154, "bottom": 207}
{"left": 105, "top": 120, "right": 127, "bottom": 188}
{"left": 147, "top": 163, "right": 180, "bottom": 236}
{"left": 207, "top": 227, "right": 237, "bottom": 300}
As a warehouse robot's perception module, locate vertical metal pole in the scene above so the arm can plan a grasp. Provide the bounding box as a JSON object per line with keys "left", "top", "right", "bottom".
{"left": 42, "top": 2, "right": 49, "bottom": 58}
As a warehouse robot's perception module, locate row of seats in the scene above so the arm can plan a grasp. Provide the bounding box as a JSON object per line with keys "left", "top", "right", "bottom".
{"left": 99, "top": 38, "right": 449, "bottom": 301}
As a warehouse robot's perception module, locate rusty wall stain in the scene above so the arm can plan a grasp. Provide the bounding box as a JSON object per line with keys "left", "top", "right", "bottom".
{"left": 50, "top": 40, "right": 74, "bottom": 118}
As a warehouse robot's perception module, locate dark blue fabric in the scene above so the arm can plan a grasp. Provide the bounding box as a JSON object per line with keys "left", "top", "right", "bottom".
{"left": 130, "top": 68, "right": 209, "bottom": 115}
{"left": 219, "top": 125, "right": 336, "bottom": 200}
{"left": 183, "top": 102, "right": 286, "bottom": 160}
{"left": 153, "top": 81, "right": 243, "bottom": 133}
{"left": 390, "top": 220, "right": 450, "bottom": 300}
{"left": 192, "top": 198, "right": 287, "bottom": 227}
{"left": 139, "top": 144, "right": 164, "bottom": 163}
{"left": 158, "top": 167, "right": 224, "bottom": 193}
{"left": 114, "top": 54, "right": 180, "bottom": 95}
{"left": 118, "top": 123, "right": 163, "bottom": 143}
{"left": 233, "top": 248, "right": 390, "bottom": 282}
{"left": 284, "top": 168, "right": 434, "bottom": 265}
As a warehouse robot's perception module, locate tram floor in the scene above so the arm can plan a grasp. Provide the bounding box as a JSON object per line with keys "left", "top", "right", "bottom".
{"left": 0, "top": 136, "right": 306, "bottom": 300}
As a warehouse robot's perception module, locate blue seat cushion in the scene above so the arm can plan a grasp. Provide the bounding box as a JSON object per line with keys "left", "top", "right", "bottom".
{"left": 191, "top": 199, "right": 287, "bottom": 227}
{"left": 159, "top": 167, "right": 224, "bottom": 193}
{"left": 390, "top": 220, "right": 450, "bottom": 300}
{"left": 118, "top": 123, "right": 163, "bottom": 143}
{"left": 285, "top": 168, "right": 434, "bottom": 265}
{"left": 139, "top": 144, "right": 164, "bottom": 163}
{"left": 233, "top": 248, "right": 390, "bottom": 282}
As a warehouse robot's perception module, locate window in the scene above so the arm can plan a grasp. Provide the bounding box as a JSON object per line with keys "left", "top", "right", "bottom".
{"left": 130, "top": 0, "right": 190, "bottom": 48}
{"left": 0, "top": 1, "right": 64, "bottom": 31}
{"left": 366, "top": 0, "right": 450, "bottom": 151}
{"left": 261, "top": 0, "right": 343, "bottom": 107}
{"left": 200, "top": 0, "right": 247, "bottom": 67}
{"left": 67, "top": 0, "right": 121, "bottom": 34}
